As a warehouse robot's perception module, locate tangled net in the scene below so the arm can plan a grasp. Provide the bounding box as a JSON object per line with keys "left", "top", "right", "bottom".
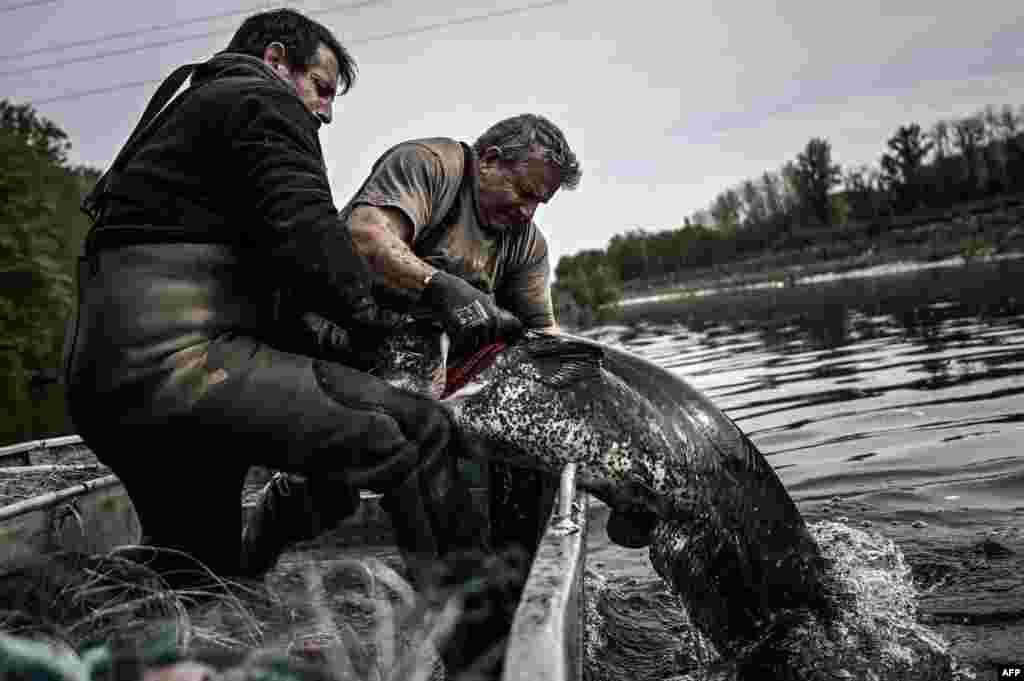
{"left": 0, "top": 465, "right": 111, "bottom": 508}
{"left": 0, "top": 548, "right": 264, "bottom": 654}
{"left": 0, "top": 545, "right": 528, "bottom": 681}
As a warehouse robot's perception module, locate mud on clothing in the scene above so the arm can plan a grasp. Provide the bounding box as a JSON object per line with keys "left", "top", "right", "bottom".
{"left": 64, "top": 53, "right": 487, "bottom": 577}
{"left": 344, "top": 137, "right": 557, "bottom": 329}
{"left": 339, "top": 138, "right": 562, "bottom": 553}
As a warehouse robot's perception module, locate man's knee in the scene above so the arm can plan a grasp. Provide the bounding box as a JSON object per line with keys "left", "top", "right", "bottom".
{"left": 312, "top": 357, "right": 455, "bottom": 450}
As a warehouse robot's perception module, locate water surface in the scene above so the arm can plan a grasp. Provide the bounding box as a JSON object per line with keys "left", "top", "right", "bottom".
{"left": 581, "top": 258, "right": 1024, "bottom": 677}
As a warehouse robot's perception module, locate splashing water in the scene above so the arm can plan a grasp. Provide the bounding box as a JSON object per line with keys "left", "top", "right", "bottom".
{"left": 585, "top": 521, "right": 976, "bottom": 681}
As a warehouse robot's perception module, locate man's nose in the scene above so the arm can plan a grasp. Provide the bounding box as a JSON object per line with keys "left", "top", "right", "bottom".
{"left": 317, "top": 102, "right": 333, "bottom": 125}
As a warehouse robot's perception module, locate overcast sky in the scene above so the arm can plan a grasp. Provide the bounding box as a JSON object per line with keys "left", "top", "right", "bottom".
{"left": 4, "top": 0, "right": 1023, "bottom": 269}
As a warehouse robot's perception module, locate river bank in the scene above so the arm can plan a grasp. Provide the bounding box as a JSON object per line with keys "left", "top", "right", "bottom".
{"left": 608, "top": 194, "right": 1024, "bottom": 311}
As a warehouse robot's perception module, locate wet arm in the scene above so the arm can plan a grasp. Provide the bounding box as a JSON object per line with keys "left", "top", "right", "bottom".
{"left": 348, "top": 204, "right": 437, "bottom": 297}
{"left": 497, "top": 257, "right": 559, "bottom": 332}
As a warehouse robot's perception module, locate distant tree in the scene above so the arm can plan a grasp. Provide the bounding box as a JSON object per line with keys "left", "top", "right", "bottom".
{"left": 555, "top": 249, "right": 621, "bottom": 323}
{"left": 927, "top": 119, "right": 959, "bottom": 204}
{"left": 645, "top": 228, "right": 678, "bottom": 278}
{"left": 996, "top": 104, "right": 1020, "bottom": 139}
{"left": 830, "top": 192, "right": 851, "bottom": 227}
{"left": 952, "top": 115, "right": 986, "bottom": 198}
{"left": 710, "top": 189, "right": 742, "bottom": 233}
{"left": 880, "top": 123, "right": 934, "bottom": 210}
{"left": 0, "top": 100, "right": 97, "bottom": 443}
{"left": 931, "top": 120, "right": 951, "bottom": 159}
{"left": 1000, "top": 105, "right": 1024, "bottom": 191}
{"left": 606, "top": 230, "right": 651, "bottom": 281}
{"left": 842, "top": 165, "right": 876, "bottom": 220}
{"left": 0, "top": 101, "right": 72, "bottom": 164}
{"left": 793, "top": 138, "right": 842, "bottom": 226}
{"left": 739, "top": 179, "right": 767, "bottom": 228}
{"left": 552, "top": 97, "right": 1024, "bottom": 324}
{"left": 760, "top": 171, "right": 784, "bottom": 219}
{"left": 779, "top": 161, "right": 802, "bottom": 218}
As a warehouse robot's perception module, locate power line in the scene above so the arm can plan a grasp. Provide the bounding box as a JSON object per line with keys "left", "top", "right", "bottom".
{"left": 29, "top": 77, "right": 166, "bottom": 106}
{"left": 3, "top": 29, "right": 232, "bottom": 78}
{"left": 0, "top": 0, "right": 57, "bottom": 13}
{"left": 0, "top": 0, "right": 386, "bottom": 78}
{"left": 349, "top": 0, "right": 564, "bottom": 45}
{"left": 4, "top": 3, "right": 276, "bottom": 61}
{"left": 25, "top": 0, "right": 568, "bottom": 106}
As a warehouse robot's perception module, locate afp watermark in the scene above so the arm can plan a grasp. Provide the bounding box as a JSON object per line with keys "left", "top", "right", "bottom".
{"left": 998, "top": 665, "right": 1024, "bottom": 678}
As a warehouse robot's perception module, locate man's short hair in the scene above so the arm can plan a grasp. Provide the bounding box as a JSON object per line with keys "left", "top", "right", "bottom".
{"left": 474, "top": 114, "right": 582, "bottom": 190}
{"left": 225, "top": 8, "right": 356, "bottom": 95}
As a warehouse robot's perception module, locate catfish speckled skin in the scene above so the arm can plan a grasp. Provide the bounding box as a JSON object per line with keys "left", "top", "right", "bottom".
{"left": 375, "top": 328, "right": 828, "bottom": 656}
{"left": 374, "top": 325, "right": 450, "bottom": 399}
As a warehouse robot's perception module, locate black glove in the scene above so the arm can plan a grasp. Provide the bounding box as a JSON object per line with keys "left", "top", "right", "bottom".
{"left": 421, "top": 270, "right": 524, "bottom": 354}
{"left": 422, "top": 253, "right": 491, "bottom": 292}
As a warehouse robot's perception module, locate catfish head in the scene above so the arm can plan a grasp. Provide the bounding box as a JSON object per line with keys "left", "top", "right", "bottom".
{"left": 372, "top": 327, "right": 710, "bottom": 534}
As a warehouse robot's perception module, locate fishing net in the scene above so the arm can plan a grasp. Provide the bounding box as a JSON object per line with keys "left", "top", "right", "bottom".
{"left": 0, "top": 465, "right": 111, "bottom": 508}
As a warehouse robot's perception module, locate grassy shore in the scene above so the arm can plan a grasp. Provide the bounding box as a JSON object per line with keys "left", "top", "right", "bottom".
{"left": 616, "top": 193, "right": 1024, "bottom": 304}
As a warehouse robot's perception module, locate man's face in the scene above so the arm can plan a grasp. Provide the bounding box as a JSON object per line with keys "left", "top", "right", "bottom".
{"left": 477, "top": 147, "right": 561, "bottom": 232}
{"left": 278, "top": 43, "right": 340, "bottom": 125}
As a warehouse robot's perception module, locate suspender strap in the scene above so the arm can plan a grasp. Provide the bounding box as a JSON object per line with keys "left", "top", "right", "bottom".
{"left": 81, "top": 62, "right": 200, "bottom": 225}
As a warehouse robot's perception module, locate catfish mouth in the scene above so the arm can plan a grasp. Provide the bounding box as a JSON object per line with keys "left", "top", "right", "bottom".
{"left": 582, "top": 475, "right": 669, "bottom": 550}
{"left": 441, "top": 340, "right": 508, "bottom": 399}
{"left": 606, "top": 506, "right": 658, "bottom": 548}
{"left": 441, "top": 329, "right": 604, "bottom": 398}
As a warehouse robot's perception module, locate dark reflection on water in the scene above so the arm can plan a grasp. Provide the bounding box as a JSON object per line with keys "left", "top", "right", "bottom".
{"left": 601, "top": 258, "right": 1024, "bottom": 513}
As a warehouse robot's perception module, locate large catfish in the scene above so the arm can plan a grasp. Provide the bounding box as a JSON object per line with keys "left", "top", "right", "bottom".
{"left": 369, "top": 325, "right": 958, "bottom": 679}
{"left": 369, "top": 325, "right": 828, "bottom": 657}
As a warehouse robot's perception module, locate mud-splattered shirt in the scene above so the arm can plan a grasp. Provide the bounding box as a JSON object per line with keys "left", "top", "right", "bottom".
{"left": 342, "top": 137, "right": 555, "bottom": 329}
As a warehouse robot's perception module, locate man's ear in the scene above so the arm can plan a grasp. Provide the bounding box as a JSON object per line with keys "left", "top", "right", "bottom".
{"left": 262, "top": 41, "right": 289, "bottom": 74}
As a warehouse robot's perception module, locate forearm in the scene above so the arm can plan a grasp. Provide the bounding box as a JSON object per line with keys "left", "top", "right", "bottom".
{"left": 348, "top": 204, "right": 435, "bottom": 296}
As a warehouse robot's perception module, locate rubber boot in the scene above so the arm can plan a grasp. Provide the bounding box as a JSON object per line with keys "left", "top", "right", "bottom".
{"left": 239, "top": 472, "right": 359, "bottom": 577}
{"left": 381, "top": 451, "right": 489, "bottom": 586}
{"left": 382, "top": 449, "right": 499, "bottom": 677}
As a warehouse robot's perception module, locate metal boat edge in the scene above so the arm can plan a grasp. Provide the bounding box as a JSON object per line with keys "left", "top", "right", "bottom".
{"left": 1, "top": 437, "right": 590, "bottom": 681}
{"left": 502, "top": 463, "right": 588, "bottom": 681}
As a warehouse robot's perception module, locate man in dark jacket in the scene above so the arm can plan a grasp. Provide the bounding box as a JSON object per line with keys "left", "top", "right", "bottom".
{"left": 63, "top": 9, "right": 509, "bottom": 589}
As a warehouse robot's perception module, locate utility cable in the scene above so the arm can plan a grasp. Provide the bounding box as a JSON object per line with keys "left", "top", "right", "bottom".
{"left": 25, "top": 0, "right": 568, "bottom": 106}
{"left": 349, "top": 0, "right": 564, "bottom": 45}
{"left": 0, "top": 0, "right": 57, "bottom": 13}
{"left": 1, "top": 0, "right": 385, "bottom": 78}
{"left": 4, "top": 2, "right": 281, "bottom": 61}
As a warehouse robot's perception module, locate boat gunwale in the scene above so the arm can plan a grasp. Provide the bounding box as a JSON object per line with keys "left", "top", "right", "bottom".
{"left": 1, "top": 437, "right": 591, "bottom": 681}
{"left": 502, "top": 463, "right": 588, "bottom": 681}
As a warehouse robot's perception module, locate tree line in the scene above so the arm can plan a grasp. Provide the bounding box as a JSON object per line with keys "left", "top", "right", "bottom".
{"left": 554, "top": 102, "right": 1024, "bottom": 318}
{"left": 1, "top": 100, "right": 99, "bottom": 444}
{"left": 3, "top": 99, "right": 1024, "bottom": 441}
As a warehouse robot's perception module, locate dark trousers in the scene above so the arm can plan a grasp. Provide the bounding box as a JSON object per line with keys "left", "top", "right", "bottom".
{"left": 68, "top": 332, "right": 489, "bottom": 578}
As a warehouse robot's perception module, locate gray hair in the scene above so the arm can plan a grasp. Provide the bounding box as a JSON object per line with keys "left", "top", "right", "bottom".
{"left": 473, "top": 114, "right": 581, "bottom": 190}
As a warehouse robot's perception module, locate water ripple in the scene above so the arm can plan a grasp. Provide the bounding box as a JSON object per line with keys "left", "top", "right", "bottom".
{"left": 612, "top": 258, "right": 1024, "bottom": 513}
